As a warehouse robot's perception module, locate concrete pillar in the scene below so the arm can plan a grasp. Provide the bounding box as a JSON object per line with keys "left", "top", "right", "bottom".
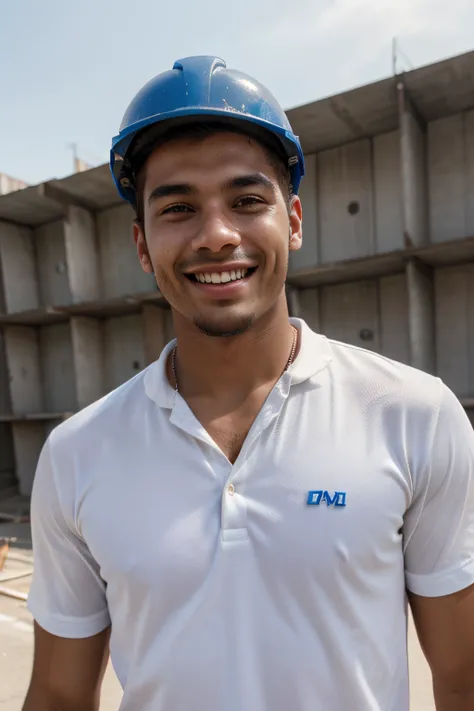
{"left": 64, "top": 206, "right": 101, "bottom": 304}
{"left": 71, "top": 317, "right": 105, "bottom": 409}
{"left": 406, "top": 259, "right": 435, "bottom": 374}
{"left": 0, "top": 222, "right": 39, "bottom": 314}
{"left": 398, "top": 82, "right": 428, "bottom": 247}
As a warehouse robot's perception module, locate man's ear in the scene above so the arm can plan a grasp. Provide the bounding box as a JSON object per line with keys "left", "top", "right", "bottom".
{"left": 133, "top": 221, "right": 153, "bottom": 273}
{"left": 289, "top": 196, "right": 303, "bottom": 252}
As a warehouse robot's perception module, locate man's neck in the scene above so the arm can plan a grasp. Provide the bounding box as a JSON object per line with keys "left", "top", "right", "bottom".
{"left": 168, "top": 305, "right": 298, "bottom": 402}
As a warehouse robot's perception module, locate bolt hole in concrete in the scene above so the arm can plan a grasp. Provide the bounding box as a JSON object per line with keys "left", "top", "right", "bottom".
{"left": 359, "top": 328, "right": 374, "bottom": 342}
{"left": 347, "top": 201, "right": 360, "bottom": 215}
{"left": 133, "top": 360, "right": 141, "bottom": 370}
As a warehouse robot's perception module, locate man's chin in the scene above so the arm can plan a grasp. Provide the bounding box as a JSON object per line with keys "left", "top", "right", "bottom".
{"left": 193, "top": 314, "right": 255, "bottom": 338}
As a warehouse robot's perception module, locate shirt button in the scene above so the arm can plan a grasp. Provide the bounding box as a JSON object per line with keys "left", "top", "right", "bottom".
{"left": 227, "top": 483, "right": 235, "bottom": 496}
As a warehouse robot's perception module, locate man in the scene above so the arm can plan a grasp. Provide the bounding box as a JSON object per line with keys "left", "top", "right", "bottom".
{"left": 23, "top": 56, "right": 474, "bottom": 710}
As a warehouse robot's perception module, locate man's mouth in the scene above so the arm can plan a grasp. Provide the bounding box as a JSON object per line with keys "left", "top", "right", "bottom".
{"left": 185, "top": 267, "right": 257, "bottom": 284}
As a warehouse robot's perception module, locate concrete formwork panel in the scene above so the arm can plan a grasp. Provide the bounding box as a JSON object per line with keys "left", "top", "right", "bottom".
{"left": 40, "top": 323, "right": 77, "bottom": 413}
{"left": 97, "top": 204, "right": 156, "bottom": 299}
{"left": 318, "top": 139, "right": 374, "bottom": 263}
{"left": 379, "top": 274, "right": 409, "bottom": 364}
{"left": 12, "top": 422, "right": 46, "bottom": 496}
{"left": 0, "top": 423, "right": 15, "bottom": 493}
{"left": 104, "top": 314, "right": 146, "bottom": 393}
{"left": 428, "top": 113, "right": 472, "bottom": 243}
{"left": 4, "top": 327, "right": 43, "bottom": 414}
{"left": 320, "top": 280, "right": 380, "bottom": 352}
{"left": 435, "top": 263, "right": 474, "bottom": 396}
{"left": 290, "top": 153, "right": 318, "bottom": 272}
{"left": 0, "top": 222, "right": 39, "bottom": 314}
{"left": 373, "top": 131, "right": 403, "bottom": 253}
{"left": 298, "top": 288, "right": 320, "bottom": 332}
{"left": 64, "top": 206, "right": 101, "bottom": 304}
{"left": 71, "top": 317, "right": 105, "bottom": 409}
{"left": 35, "top": 220, "right": 72, "bottom": 306}
{"left": 142, "top": 305, "right": 167, "bottom": 365}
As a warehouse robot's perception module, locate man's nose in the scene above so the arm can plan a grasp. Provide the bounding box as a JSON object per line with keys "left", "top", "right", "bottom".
{"left": 191, "top": 210, "right": 241, "bottom": 252}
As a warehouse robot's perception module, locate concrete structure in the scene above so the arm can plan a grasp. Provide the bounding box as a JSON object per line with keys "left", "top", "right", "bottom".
{"left": 1, "top": 50, "right": 474, "bottom": 496}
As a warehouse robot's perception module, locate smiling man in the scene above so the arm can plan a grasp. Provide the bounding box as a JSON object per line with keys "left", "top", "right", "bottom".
{"left": 23, "top": 57, "right": 474, "bottom": 711}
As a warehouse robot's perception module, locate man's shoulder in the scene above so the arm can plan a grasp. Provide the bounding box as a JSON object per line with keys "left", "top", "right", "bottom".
{"left": 49, "top": 362, "right": 157, "bottom": 451}
{"left": 325, "top": 337, "right": 443, "bottom": 414}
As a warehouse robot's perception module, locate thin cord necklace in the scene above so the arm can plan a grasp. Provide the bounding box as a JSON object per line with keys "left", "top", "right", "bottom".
{"left": 171, "top": 326, "right": 298, "bottom": 393}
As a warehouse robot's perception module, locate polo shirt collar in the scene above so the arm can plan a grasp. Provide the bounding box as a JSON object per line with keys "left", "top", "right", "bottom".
{"left": 144, "top": 317, "right": 332, "bottom": 408}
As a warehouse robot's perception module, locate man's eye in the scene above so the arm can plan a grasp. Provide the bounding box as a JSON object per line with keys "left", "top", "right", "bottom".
{"left": 235, "top": 196, "right": 264, "bottom": 208}
{"left": 162, "top": 204, "right": 193, "bottom": 214}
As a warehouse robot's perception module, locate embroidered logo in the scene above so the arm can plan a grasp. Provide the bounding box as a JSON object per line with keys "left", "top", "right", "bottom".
{"left": 307, "top": 490, "right": 347, "bottom": 508}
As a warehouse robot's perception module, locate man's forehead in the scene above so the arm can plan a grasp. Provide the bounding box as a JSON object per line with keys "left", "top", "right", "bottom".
{"left": 144, "top": 133, "right": 278, "bottom": 188}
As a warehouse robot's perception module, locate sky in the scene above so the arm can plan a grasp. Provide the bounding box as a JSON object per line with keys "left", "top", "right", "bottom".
{"left": 0, "top": 0, "right": 473, "bottom": 186}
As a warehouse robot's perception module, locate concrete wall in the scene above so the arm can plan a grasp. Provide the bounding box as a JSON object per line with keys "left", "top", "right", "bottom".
{"left": 373, "top": 131, "right": 403, "bottom": 253}
{"left": 104, "top": 315, "right": 145, "bottom": 392}
{"left": 71, "top": 317, "right": 105, "bottom": 409}
{"left": 64, "top": 207, "right": 101, "bottom": 304}
{"left": 0, "top": 222, "right": 39, "bottom": 313}
{"left": 320, "top": 280, "right": 380, "bottom": 351}
{"left": 40, "top": 324, "right": 76, "bottom": 412}
{"left": 4, "top": 327, "right": 43, "bottom": 414}
{"left": 428, "top": 111, "right": 474, "bottom": 243}
{"left": 318, "top": 139, "right": 374, "bottom": 263}
{"left": 97, "top": 204, "right": 156, "bottom": 298}
{"left": 435, "top": 263, "right": 474, "bottom": 396}
{"left": 35, "top": 220, "right": 71, "bottom": 306}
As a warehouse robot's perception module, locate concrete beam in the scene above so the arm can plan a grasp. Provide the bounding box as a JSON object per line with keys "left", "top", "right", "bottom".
{"left": 406, "top": 259, "right": 435, "bottom": 374}
{"left": 398, "top": 82, "right": 428, "bottom": 248}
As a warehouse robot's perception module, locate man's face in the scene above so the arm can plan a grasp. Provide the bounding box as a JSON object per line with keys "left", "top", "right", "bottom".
{"left": 134, "top": 131, "right": 302, "bottom": 337}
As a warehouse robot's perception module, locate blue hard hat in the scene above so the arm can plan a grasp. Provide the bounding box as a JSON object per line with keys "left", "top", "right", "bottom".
{"left": 110, "top": 56, "right": 305, "bottom": 207}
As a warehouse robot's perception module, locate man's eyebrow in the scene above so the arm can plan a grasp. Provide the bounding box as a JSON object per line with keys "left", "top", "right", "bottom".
{"left": 225, "top": 173, "right": 276, "bottom": 192}
{"left": 147, "top": 183, "right": 194, "bottom": 205}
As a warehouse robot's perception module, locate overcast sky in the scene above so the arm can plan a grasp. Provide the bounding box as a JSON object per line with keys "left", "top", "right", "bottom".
{"left": 0, "top": 0, "right": 472, "bottom": 185}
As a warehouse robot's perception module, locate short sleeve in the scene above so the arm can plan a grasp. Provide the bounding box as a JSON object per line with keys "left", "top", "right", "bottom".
{"left": 27, "top": 436, "right": 111, "bottom": 638}
{"left": 404, "top": 382, "right": 474, "bottom": 597}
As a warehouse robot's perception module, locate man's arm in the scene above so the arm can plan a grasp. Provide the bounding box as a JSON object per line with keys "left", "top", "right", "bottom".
{"left": 22, "top": 622, "right": 110, "bottom": 711}
{"left": 409, "top": 583, "right": 474, "bottom": 710}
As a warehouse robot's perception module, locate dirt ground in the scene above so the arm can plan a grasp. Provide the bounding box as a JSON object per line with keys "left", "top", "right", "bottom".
{"left": 0, "top": 520, "right": 436, "bottom": 711}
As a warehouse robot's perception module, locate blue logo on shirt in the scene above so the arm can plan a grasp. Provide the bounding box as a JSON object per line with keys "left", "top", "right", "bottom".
{"left": 307, "top": 490, "right": 347, "bottom": 507}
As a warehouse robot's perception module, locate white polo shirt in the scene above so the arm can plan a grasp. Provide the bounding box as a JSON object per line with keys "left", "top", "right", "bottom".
{"left": 28, "top": 318, "right": 474, "bottom": 711}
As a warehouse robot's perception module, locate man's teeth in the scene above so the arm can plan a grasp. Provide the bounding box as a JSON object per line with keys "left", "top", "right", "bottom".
{"left": 194, "top": 268, "right": 248, "bottom": 284}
